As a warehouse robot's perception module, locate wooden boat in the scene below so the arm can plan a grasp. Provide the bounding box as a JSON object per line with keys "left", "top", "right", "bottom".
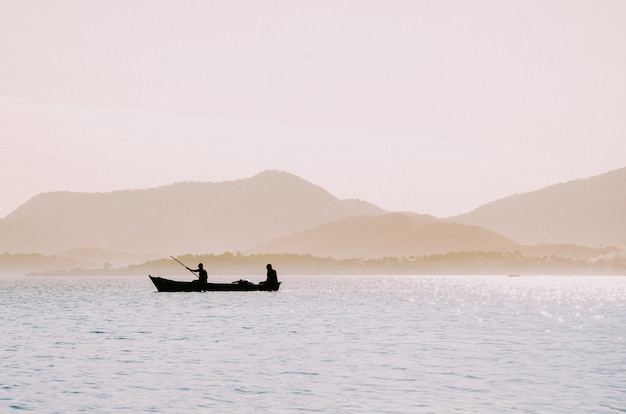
{"left": 149, "top": 275, "right": 281, "bottom": 292}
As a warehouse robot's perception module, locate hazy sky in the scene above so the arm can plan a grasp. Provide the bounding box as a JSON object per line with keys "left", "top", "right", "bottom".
{"left": 1, "top": 0, "right": 625, "bottom": 218}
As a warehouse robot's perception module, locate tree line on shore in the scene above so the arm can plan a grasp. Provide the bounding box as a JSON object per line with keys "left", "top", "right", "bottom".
{"left": 2, "top": 250, "right": 625, "bottom": 276}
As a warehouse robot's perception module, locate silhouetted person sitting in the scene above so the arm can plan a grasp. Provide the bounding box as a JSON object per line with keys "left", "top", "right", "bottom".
{"left": 187, "top": 263, "right": 208, "bottom": 285}
{"left": 261, "top": 263, "right": 278, "bottom": 287}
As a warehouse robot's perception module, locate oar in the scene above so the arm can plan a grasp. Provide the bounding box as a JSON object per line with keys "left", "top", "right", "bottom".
{"left": 170, "top": 255, "right": 198, "bottom": 279}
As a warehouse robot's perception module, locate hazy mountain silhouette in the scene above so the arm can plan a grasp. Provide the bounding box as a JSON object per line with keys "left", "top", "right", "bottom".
{"left": 2, "top": 170, "right": 386, "bottom": 256}
{"left": 452, "top": 167, "right": 626, "bottom": 247}
{"left": 0, "top": 219, "right": 82, "bottom": 253}
{"left": 2, "top": 167, "right": 625, "bottom": 267}
{"left": 249, "top": 212, "right": 518, "bottom": 259}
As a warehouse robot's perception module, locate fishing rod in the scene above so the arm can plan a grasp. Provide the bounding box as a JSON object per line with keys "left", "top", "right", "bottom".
{"left": 170, "top": 255, "right": 198, "bottom": 279}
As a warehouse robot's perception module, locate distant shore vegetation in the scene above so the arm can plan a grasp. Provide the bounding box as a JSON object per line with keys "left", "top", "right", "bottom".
{"left": 2, "top": 250, "right": 626, "bottom": 277}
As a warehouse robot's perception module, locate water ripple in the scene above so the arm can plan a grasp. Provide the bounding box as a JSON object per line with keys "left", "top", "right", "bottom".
{"left": 1, "top": 275, "right": 626, "bottom": 412}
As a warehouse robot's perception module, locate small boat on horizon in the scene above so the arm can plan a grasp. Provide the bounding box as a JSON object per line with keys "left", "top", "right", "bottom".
{"left": 149, "top": 275, "right": 281, "bottom": 292}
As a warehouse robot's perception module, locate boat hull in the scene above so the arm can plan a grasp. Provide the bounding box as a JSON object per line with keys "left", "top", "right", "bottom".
{"left": 149, "top": 275, "right": 280, "bottom": 292}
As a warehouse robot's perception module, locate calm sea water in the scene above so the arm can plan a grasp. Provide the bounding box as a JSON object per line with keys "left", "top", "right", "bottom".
{"left": 1, "top": 275, "right": 625, "bottom": 413}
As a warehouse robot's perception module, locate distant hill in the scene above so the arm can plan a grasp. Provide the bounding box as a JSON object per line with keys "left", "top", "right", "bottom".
{"left": 452, "top": 167, "right": 626, "bottom": 247}
{"left": 0, "top": 219, "right": 81, "bottom": 254}
{"left": 2, "top": 167, "right": 625, "bottom": 272}
{"left": 249, "top": 213, "right": 519, "bottom": 259}
{"left": 2, "top": 170, "right": 386, "bottom": 257}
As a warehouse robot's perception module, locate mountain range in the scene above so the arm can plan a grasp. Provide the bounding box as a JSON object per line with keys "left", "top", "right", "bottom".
{"left": 452, "top": 167, "right": 626, "bottom": 247}
{"left": 1, "top": 168, "right": 625, "bottom": 270}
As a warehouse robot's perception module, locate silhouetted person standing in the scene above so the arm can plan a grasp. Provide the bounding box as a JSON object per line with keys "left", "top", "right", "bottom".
{"left": 263, "top": 263, "right": 278, "bottom": 287}
{"left": 188, "top": 263, "right": 208, "bottom": 285}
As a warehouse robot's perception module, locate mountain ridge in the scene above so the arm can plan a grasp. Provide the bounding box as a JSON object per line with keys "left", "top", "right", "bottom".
{"left": 249, "top": 212, "right": 518, "bottom": 259}
{"left": 451, "top": 166, "right": 626, "bottom": 247}
{"left": 1, "top": 167, "right": 625, "bottom": 270}
{"left": 2, "top": 170, "right": 387, "bottom": 256}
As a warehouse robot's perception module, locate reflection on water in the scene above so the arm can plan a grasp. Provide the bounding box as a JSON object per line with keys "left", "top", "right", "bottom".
{"left": 1, "top": 275, "right": 625, "bottom": 413}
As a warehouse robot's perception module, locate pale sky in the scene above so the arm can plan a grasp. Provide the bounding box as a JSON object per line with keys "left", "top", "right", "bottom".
{"left": 1, "top": 0, "right": 625, "bottom": 218}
